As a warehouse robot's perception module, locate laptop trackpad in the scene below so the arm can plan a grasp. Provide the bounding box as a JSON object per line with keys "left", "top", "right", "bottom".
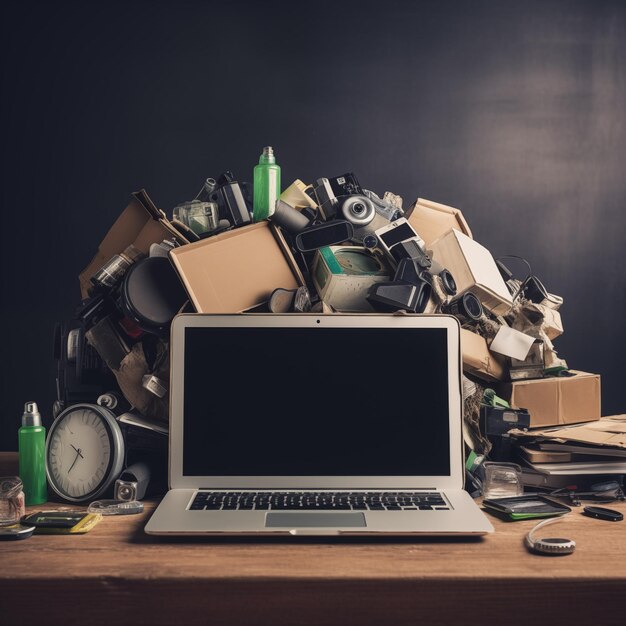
{"left": 265, "top": 512, "right": 366, "bottom": 528}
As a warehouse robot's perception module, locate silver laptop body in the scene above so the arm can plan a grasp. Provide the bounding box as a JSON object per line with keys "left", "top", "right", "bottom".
{"left": 145, "top": 313, "right": 493, "bottom": 536}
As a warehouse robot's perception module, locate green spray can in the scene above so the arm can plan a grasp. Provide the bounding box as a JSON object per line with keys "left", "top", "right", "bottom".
{"left": 18, "top": 401, "right": 47, "bottom": 505}
{"left": 253, "top": 146, "right": 281, "bottom": 222}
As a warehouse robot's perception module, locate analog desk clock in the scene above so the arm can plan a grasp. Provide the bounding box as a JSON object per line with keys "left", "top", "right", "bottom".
{"left": 45, "top": 403, "right": 125, "bottom": 503}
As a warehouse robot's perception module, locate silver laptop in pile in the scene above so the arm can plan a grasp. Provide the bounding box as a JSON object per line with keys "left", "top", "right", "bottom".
{"left": 145, "top": 313, "right": 494, "bottom": 536}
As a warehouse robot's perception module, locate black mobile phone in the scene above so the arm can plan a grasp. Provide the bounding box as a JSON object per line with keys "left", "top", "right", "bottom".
{"left": 582, "top": 506, "right": 624, "bottom": 522}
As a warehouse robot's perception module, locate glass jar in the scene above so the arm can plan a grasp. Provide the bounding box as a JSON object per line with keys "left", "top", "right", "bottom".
{"left": 0, "top": 476, "right": 26, "bottom": 526}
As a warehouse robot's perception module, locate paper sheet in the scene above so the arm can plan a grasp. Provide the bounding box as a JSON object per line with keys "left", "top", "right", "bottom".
{"left": 489, "top": 326, "right": 536, "bottom": 361}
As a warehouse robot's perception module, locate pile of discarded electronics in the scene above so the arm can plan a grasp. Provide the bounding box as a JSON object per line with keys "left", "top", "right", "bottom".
{"left": 53, "top": 149, "right": 616, "bottom": 500}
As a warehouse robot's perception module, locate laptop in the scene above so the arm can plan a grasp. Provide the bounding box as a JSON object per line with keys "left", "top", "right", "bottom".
{"left": 145, "top": 313, "right": 494, "bottom": 536}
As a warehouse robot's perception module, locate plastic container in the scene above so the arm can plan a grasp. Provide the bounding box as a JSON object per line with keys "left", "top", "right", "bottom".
{"left": 253, "top": 146, "right": 281, "bottom": 221}
{"left": 0, "top": 476, "right": 26, "bottom": 526}
{"left": 18, "top": 402, "right": 47, "bottom": 505}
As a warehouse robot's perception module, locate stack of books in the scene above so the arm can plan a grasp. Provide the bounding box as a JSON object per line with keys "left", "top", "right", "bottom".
{"left": 509, "top": 416, "right": 626, "bottom": 489}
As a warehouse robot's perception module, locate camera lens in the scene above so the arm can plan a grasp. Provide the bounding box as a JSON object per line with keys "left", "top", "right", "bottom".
{"left": 118, "top": 486, "right": 132, "bottom": 500}
{"left": 363, "top": 235, "right": 378, "bottom": 249}
{"left": 442, "top": 292, "right": 483, "bottom": 322}
{"left": 340, "top": 196, "right": 375, "bottom": 226}
{"left": 439, "top": 270, "right": 457, "bottom": 296}
{"left": 463, "top": 292, "right": 483, "bottom": 320}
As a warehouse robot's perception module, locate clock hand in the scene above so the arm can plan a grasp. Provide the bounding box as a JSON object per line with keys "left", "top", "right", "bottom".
{"left": 68, "top": 449, "right": 81, "bottom": 473}
{"left": 71, "top": 444, "right": 84, "bottom": 459}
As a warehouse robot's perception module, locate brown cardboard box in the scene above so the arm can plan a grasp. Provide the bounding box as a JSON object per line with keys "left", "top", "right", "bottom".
{"left": 407, "top": 197, "right": 472, "bottom": 247}
{"left": 430, "top": 229, "right": 513, "bottom": 315}
{"left": 498, "top": 370, "right": 601, "bottom": 428}
{"left": 169, "top": 221, "right": 304, "bottom": 313}
{"left": 79, "top": 190, "right": 189, "bottom": 299}
{"left": 461, "top": 328, "right": 506, "bottom": 382}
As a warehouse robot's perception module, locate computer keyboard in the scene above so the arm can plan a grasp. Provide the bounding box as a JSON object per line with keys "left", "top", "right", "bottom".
{"left": 189, "top": 491, "right": 449, "bottom": 511}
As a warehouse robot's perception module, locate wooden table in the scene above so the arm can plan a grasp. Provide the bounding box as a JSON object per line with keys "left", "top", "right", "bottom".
{"left": 1, "top": 452, "right": 625, "bottom": 625}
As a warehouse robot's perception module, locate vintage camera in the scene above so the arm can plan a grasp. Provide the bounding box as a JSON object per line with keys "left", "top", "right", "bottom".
{"left": 369, "top": 218, "right": 426, "bottom": 264}
{"left": 204, "top": 171, "right": 252, "bottom": 229}
{"left": 339, "top": 195, "right": 391, "bottom": 243}
{"left": 311, "top": 173, "right": 363, "bottom": 221}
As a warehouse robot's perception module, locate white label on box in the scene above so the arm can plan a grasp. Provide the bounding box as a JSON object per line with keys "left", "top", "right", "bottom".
{"left": 490, "top": 326, "right": 536, "bottom": 361}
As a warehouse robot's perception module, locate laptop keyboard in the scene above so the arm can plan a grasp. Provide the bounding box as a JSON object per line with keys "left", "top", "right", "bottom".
{"left": 189, "top": 491, "right": 449, "bottom": 511}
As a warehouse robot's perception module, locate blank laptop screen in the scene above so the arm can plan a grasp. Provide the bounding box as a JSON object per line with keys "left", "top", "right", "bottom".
{"left": 182, "top": 326, "right": 450, "bottom": 476}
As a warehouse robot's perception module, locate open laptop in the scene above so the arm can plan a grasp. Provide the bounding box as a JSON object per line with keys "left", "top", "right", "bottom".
{"left": 145, "top": 313, "right": 494, "bottom": 536}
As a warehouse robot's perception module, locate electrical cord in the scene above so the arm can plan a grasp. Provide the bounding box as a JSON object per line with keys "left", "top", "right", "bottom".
{"left": 525, "top": 514, "right": 576, "bottom": 555}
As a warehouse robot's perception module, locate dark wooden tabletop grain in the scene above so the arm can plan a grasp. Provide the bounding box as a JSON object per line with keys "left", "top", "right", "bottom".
{"left": 1, "top": 452, "right": 625, "bottom": 625}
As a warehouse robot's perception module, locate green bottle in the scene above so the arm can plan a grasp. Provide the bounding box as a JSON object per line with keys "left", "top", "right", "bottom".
{"left": 19, "top": 401, "right": 47, "bottom": 505}
{"left": 253, "top": 146, "right": 281, "bottom": 221}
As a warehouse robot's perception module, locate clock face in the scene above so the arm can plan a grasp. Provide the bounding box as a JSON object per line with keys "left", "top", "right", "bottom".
{"left": 46, "top": 405, "right": 124, "bottom": 502}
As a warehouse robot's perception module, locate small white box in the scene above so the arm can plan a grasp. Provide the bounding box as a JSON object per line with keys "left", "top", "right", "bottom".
{"left": 430, "top": 229, "right": 513, "bottom": 315}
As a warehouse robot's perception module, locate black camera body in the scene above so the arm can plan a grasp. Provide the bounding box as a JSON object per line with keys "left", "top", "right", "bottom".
{"left": 480, "top": 405, "right": 531, "bottom": 462}
{"left": 53, "top": 322, "right": 117, "bottom": 417}
{"left": 206, "top": 171, "right": 252, "bottom": 229}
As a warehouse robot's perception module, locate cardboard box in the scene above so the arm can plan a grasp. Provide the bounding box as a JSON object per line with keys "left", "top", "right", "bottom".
{"left": 407, "top": 197, "right": 472, "bottom": 247}
{"left": 461, "top": 328, "right": 506, "bottom": 382}
{"left": 430, "top": 229, "right": 513, "bottom": 315}
{"left": 79, "top": 190, "right": 189, "bottom": 299}
{"left": 498, "top": 370, "right": 601, "bottom": 428}
{"left": 169, "top": 221, "right": 304, "bottom": 313}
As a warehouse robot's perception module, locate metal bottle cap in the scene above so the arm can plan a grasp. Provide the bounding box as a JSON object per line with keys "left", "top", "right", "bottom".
{"left": 260, "top": 146, "right": 276, "bottom": 164}
{"left": 22, "top": 401, "right": 42, "bottom": 427}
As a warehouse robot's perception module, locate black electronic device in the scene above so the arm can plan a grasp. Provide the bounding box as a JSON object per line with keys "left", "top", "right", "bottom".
{"left": 295, "top": 220, "right": 354, "bottom": 252}
{"left": 53, "top": 322, "right": 117, "bottom": 417}
{"left": 205, "top": 171, "right": 251, "bottom": 228}
{"left": 442, "top": 292, "right": 483, "bottom": 322}
{"left": 394, "top": 257, "right": 430, "bottom": 287}
{"left": 439, "top": 270, "right": 457, "bottom": 296}
{"left": 582, "top": 506, "right": 623, "bottom": 522}
{"left": 480, "top": 405, "right": 531, "bottom": 437}
{"left": 390, "top": 239, "right": 432, "bottom": 268}
{"left": 313, "top": 178, "right": 339, "bottom": 220}
{"left": 270, "top": 200, "right": 312, "bottom": 234}
{"left": 120, "top": 257, "right": 188, "bottom": 336}
{"left": 373, "top": 218, "right": 425, "bottom": 268}
{"left": 480, "top": 405, "right": 530, "bottom": 462}
{"left": 367, "top": 280, "right": 432, "bottom": 313}
{"left": 326, "top": 172, "right": 363, "bottom": 198}
{"left": 522, "top": 275, "right": 552, "bottom": 304}
{"left": 483, "top": 494, "right": 571, "bottom": 520}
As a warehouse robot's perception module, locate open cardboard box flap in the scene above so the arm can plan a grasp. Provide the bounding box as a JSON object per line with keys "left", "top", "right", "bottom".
{"left": 79, "top": 190, "right": 190, "bottom": 299}
{"left": 510, "top": 415, "right": 626, "bottom": 449}
{"left": 407, "top": 197, "right": 472, "bottom": 247}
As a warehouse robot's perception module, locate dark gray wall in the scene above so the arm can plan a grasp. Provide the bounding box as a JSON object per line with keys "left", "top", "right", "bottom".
{"left": 1, "top": 0, "right": 625, "bottom": 449}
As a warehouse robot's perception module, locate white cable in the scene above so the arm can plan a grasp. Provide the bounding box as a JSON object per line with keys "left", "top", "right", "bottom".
{"left": 525, "top": 514, "right": 576, "bottom": 555}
